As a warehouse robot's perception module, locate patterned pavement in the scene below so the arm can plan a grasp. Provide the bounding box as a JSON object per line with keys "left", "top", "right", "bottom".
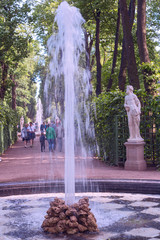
{"left": 0, "top": 192, "right": 160, "bottom": 240}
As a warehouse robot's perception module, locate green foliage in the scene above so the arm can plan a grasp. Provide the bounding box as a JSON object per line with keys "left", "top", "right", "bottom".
{"left": 0, "top": 100, "right": 18, "bottom": 154}
{"left": 93, "top": 89, "right": 126, "bottom": 163}
{"left": 0, "top": 0, "right": 31, "bottom": 63}
{"left": 138, "top": 62, "right": 160, "bottom": 94}
{"left": 31, "top": 0, "right": 62, "bottom": 48}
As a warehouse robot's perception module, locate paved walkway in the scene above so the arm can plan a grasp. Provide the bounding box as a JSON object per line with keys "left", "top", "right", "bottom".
{"left": 0, "top": 137, "right": 160, "bottom": 184}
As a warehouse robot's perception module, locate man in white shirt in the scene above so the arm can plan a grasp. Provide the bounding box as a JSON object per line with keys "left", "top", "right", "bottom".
{"left": 27, "top": 122, "right": 36, "bottom": 147}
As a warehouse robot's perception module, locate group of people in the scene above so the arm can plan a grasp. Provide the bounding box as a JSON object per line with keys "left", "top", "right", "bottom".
{"left": 21, "top": 122, "right": 36, "bottom": 148}
{"left": 40, "top": 120, "right": 64, "bottom": 152}
{"left": 21, "top": 120, "right": 64, "bottom": 152}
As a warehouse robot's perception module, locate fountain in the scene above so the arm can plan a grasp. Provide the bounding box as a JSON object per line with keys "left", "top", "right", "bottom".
{"left": 41, "top": 1, "right": 98, "bottom": 234}
{"left": 1, "top": 2, "right": 158, "bottom": 240}
{"left": 36, "top": 98, "right": 43, "bottom": 132}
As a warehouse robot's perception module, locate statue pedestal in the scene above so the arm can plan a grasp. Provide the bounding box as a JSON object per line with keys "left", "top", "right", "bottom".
{"left": 124, "top": 141, "right": 147, "bottom": 171}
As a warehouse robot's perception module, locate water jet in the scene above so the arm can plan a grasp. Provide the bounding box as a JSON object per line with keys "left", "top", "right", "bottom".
{"left": 42, "top": 1, "right": 98, "bottom": 235}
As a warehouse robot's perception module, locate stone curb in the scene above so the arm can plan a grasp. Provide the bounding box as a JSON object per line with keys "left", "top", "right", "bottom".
{"left": 0, "top": 179, "right": 160, "bottom": 197}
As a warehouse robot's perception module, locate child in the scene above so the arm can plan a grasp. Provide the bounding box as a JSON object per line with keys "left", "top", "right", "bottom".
{"left": 40, "top": 132, "right": 45, "bottom": 152}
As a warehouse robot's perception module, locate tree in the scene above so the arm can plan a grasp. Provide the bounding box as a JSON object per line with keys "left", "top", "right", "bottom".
{"left": 137, "top": 0, "right": 150, "bottom": 63}
{"left": 137, "top": 0, "right": 155, "bottom": 94}
{"left": 14, "top": 48, "right": 38, "bottom": 120}
{"left": 107, "top": 0, "right": 120, "bottom": 91}
{"left": 119, "top": 0, "right": 140, "bottom": 89}
{"left": 118, "top": 0, "right": 136, "bottom": 91}
{"left": 70, "top": 0, "right": 118, "bottom": 95}
{"left": 32, "top": 0, "right": 61, "bottom": 48}
{"left": 0, "top": 0, "right": 31, "bottom": 101}
{"left": 95, "top": 9, "right": 102, "bottom": 96}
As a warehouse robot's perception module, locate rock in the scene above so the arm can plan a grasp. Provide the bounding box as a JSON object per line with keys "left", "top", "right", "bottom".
{"left": 79, "top": 216, "right": 88, "bottom": 227}
{"left": 87, "top": 214, "right": 97, "bottom": 228}
{"left": 72, "top": 203, "right": 79, "bottom": 210}
{"left": 47, "top": 208, "right": 53, "bottom": 216}
{"left": 44, "top": 227, "right": 57, "bottom": 234}
{"left": 68, "top": 221, "right": 78, "bottom": 228}
{"left": 66, "top": 228, "right": 79, "bottom": 235}
{"left": 59, "top": 212, "right": 66, "bottom": 220}
{"left": 60, "top": 204, "right": 69, "bottom": 211}
{"left": 88, "top": 226, "right": 98, "bottom": 232}
{"left": 79, "top": 203, "right": 90, "bottom": 210}
{"left": 65, "top": 208, "right": 77, "bottom": 216}
{"left": 70, "top": 216, "right": 77, "bottom": 222}
{"left": 41, "top": 197, "right": 99, "bottom": 235}
{"left": 41, "top": 219, "right": 50, "bottom": 228}
{"left": 57, "top": 220, "right": 66, "bottom": 233}
{"left": 78, "top": 197, "right": 89, "bottom": 205}
{"left": 51, "top": 206, "right": 61, "bottom": 214}
{"left": 48, "top": 217, "right": 59, "bottom": 224}
{"left": 50, "top": 197, "right": 65, "bottom": 206}
{"left": 78, "top": 209, "right": 88, "bottom": 216}
{"left": 78, "top": 224, "right": 88, "bottom": 232}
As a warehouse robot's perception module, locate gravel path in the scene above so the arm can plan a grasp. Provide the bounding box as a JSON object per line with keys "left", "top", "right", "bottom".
{"left": 0, "top": 137, "right": 160, "bottom": 184}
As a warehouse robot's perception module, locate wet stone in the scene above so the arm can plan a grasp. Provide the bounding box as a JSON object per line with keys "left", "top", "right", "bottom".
{"left": 111, "top": 234, "right": 148, "bottom": 240}
{"left": 108, "top": 195, "right": 124, "bottom": 199}
{"left": 125, "top": 227, "right": 160, "bottom": 238}
{"left": 3, "top": 205, "right": 33, "bottom": 211}
{"left": 125, "top": 206, "right": 147, "bottom": 212}
{"left": 5, "top": 229, "right": 43, "bottom": 239}
{"left": 130, "top": 201, "right": 159, "bottom": 208}
{"left": 38, "top": 197, "right": 53, "bottom": 202}
{"left": 142, "top": 198, "right": 160, "bottom": 203}
{"left": 111, "top": 199, "right": 132, "bottom": 205}
{"left": 141, "top": 208, "right": 160, "bottom": 216}
{"left": 4, "top": 211, "right": 27, "bottom": 219}
{"left": 6, "top": 199, "right": 30, "bottom": 204}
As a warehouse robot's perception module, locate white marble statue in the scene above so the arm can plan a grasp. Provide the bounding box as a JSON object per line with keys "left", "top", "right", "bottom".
{"left": 124, "top": 85, "right": 143, "bottom": 142}
{"left": 20, "top": 116, "right": 24, "bottom": 132}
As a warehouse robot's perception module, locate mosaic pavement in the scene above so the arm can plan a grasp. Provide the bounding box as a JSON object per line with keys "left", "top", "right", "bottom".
{"left": 0, "top": 192, "right": 160, "bottom": 240}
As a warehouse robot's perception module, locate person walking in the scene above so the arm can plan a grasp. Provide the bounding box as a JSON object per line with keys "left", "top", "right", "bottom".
{"left": 27, "top": 122, "right": 36, "bottom": 147}
{"left": 46, "top": 124, "right": 56, "bottom": 152}
{"left": 40, "top": 122, "right": 45, "bottom": 133}
{"left": 51, "top": 120, "right": 56, "bottom": 150}
{"left": 21, "top": 123, "right": 29, "bottom": 148}
{"left": 40, "top": 132, "right": 46, "bottom": 152}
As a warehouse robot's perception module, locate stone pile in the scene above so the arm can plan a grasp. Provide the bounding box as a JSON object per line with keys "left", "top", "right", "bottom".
{"left": 41, "top": 197, "right": 98, "bottom": 235}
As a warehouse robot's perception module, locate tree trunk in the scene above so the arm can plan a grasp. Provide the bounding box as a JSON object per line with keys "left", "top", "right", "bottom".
{"left": 95, "top": 10, "right": 102, "bottom": 96}
{"left": 11, "top": 74, "right": 17, "bottom": 110}
{"left": 119, "top": 0, "right": 140, "bottom": 89}
{"left": 0, "top": 61, "right": 8, "bottom": 100}
{"left": 84, "top": 30, "right": 93, "bottom": 70}
{"left": 118, "top": 39, "right": 127, "bottom": 91}
{"left": 137, "top": 0, "right": 150, "bottom": 63}
{"left": 118, "top": 0, "right": 136, "bottom": 91}
{"left": 137, "top": 0, "right": 153, "bottom": 93}
{"left": 84, "top": 30, "right": 93, "bottom": 94}
{"left": 107, "top": 0, "right": 120, "bottom": 91}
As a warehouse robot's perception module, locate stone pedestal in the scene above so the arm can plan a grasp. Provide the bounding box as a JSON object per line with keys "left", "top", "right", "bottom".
{"left": 124, "top": 141, "right": 147, "bottom": 171}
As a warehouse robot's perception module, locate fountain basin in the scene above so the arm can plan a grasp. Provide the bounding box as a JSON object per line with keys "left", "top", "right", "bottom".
{"left": 1, "top": 192, "right": 160, "bottom": 240}
{"left": 0, "top": 179, "right": 160, "bottom": 197}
